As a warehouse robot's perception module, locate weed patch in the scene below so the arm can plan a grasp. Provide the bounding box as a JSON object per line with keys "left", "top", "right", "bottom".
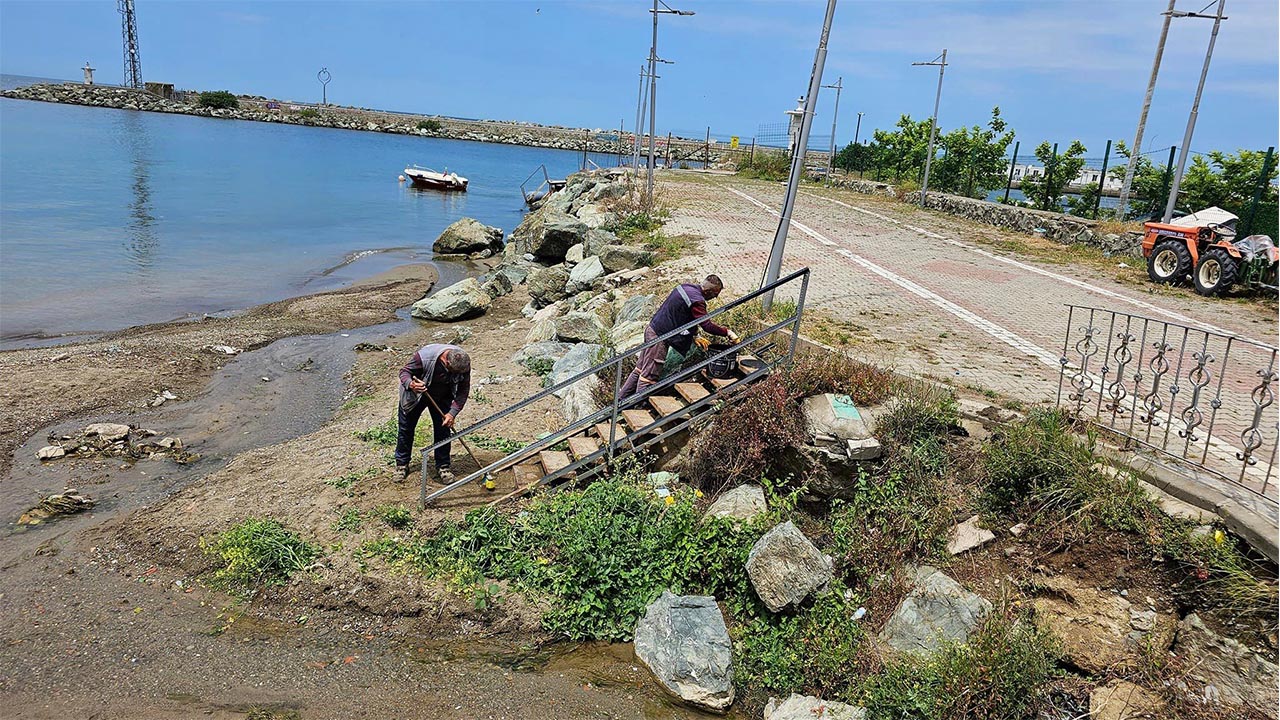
{"left": 355, "top": 419, "right": 399, "bottom": 446}
{"left": 681, "top": 375, "right": 809, "bottom": 489}
{"left": 201, "top": 519, "right": 319, "bottom": 596}
{"left": 375, "top": 504, "right": 412, "bottom": 529}
{"left": 332, "top": 508, "right": 363, "bottom": 533}
{"left": 783, "top": 350, "right": 894, "bottom": 406}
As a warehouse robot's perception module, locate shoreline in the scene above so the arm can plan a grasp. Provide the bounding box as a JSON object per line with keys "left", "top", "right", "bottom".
{"left": 0, "top": 261, "right": 440, "bottom": 479}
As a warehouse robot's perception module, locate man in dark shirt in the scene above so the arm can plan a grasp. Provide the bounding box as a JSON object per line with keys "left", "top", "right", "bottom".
{"left": 395, "top": 344, "right": 471, "bottom": 482}
{"left": 619, "top": 274, "right": 739, "bottom": 399}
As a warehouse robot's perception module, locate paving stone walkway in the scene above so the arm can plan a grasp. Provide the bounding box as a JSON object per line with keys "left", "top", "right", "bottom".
{"left": 660, "top": 174, "right": 1278, "bottom": 505}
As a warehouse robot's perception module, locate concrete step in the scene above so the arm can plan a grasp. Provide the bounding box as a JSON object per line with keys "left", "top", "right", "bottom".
{"left": 648, "top": 395, "right": 686, "bottom": 418}
{"left": 675, "top": 382, "right": 710, "bottom": 404}
{"left": 567, "top": 435, "right": 600, "bottom": 461}
{"left": 538, "top": 450, "right": 572, "bottom": 475}
{"left": 621, "top": 408, "right": 657, "bottom": 434}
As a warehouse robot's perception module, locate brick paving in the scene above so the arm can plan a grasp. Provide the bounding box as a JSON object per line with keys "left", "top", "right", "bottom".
{"left": 660, "top": 173, "right": 1278, "bottom": 503}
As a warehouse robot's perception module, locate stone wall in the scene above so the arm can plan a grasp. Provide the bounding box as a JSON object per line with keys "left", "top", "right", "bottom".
{"left": 0, "top": 83, "right": 728, "bottom": 162}
{"left": 821, "top": 175, "right": 1142, "bottom": 257}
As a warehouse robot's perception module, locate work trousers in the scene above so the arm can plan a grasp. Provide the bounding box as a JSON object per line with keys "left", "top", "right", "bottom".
{"left": 394, "top": 385, "right": 452, "bottom": 469}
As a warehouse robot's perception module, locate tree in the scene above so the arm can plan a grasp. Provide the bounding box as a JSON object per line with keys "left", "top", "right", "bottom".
{"left": 1109, "top": 141, "right": 1171, "bottom": 220}
{"left": 928, "top": 107, "right": 1016, "bottom": 198}
{"left": 1179, "top": 150, "right": 1279, "bottom": 238}
{"left": 1065, "top": 183, "right": 1100, "bottom": 217}
{"left": 833, "top": 142, "right": 874, "bottom": 173}
{"left": 871, "top": 115, "right": 935, "bottom": 183}
{"left": 197, "top": 90, "right": 239, "bottom": 110}
{"left": 1020, "top": 140, "right": 1087, "bottom": 211}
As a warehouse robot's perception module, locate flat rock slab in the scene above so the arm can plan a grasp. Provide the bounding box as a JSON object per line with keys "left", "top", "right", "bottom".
{"left": 36, "top": 445, "right": 66, "bottom": 460}
{"left": 1174, "top": 613, "right": 1278, "bottom": 714}
{"left": 1030, "top": 574, "right": 1175, "bottom": 674}
{"left": 746, "top": 521, "right": 833, "bottom": 612}
{"left": 84, "top": 423, "right": 130, "bottom": 442}
{"left": 633, "top": 591, "right": 734, "bottom": 713}
{"left": 880, "top": 565, "right": 991, "bottom": 657}
{"left": 704, "top": 485, "right": 767, "bottom": 523}
{"left": 946, "top": 515, "right": 996, "bottom": 555}
{"left": 801, "top": 394, "right": 873, "bottom": 442}
{"left": 765, "top": 694, "right": 866, "bottom": 720}
{"left": 1089, "top": 680, "right": 1166, "bottom": 720}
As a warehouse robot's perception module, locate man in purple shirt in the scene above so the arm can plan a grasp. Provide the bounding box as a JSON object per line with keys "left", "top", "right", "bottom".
{"left": 619, "top": 274, "right": 739, "bottom": 400}
{"left": 396, "top": 344, "right": 471, "bottom": 482}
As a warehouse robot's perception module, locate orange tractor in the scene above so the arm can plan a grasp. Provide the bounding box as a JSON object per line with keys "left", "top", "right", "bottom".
{"left": 1143, "top": 207, "right": 1279, "bottom": 296}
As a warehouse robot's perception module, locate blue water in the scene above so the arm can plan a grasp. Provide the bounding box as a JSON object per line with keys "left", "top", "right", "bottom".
{"left": 0, "top": 78, "right": 616, "bottom": 347}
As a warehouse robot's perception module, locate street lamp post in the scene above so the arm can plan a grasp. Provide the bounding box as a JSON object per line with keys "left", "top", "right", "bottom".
{"left": 912, "top": 49, "right": 947, "bottom": 207}
{"left": 632, "top": 65, "right": 648, "bottom": 174}
{"left": 822, "top": 76, "right": 842, "bottom": 181}
{"left": 1117, "top": 0, "right": 1176, "bottom": 218}
{"left": 646, "top": 0, "right": 694, "bottom": 205}
{"left": 853, "top": 111, "right": 864, "bottom": 145}
{"left": 317, "top": 68, "right": 331, "bottom": 106}
{"left": 1162, "top": 1, "right": 1228, "bottom": 222}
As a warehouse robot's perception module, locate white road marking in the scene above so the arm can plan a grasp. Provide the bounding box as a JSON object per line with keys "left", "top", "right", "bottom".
{"left": 726, "top": 186, "right": 1061, "bottom": 368}
{"left": 800, "top": 189, "right": 1257, "bottom": 342}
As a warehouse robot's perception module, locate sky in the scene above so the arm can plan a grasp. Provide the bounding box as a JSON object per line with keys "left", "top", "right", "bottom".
{"left": 2, "top": 0, "right": 1277, "bottom": 160}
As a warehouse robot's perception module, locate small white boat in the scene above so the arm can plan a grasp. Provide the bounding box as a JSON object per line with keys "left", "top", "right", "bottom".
{"left": 404, "top": 165, "right": 468, "bottom": 191}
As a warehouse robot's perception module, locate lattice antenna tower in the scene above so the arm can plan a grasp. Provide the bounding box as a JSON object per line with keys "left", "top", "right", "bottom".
{"left": 118, "top": 0, "right": 142, "bottom": 89}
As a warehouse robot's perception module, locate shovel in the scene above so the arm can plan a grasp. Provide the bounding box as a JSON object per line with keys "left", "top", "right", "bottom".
{"left": 421, "top": 392, "right": 496, "bottom": 491}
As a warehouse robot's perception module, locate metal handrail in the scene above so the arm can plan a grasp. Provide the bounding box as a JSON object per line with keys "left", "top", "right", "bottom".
{"left": 420, "top": 267, "right": 810, "bottom": 505}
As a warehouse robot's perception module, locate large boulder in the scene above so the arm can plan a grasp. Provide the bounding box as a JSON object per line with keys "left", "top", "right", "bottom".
{"left": 880, "top": 566, "right": 991, "bottom": 657}
{"left": 548, "top": 343, "right": 604, "bottom": 392}
{"left": 583, "top": 228, "right": 620, "bottom": 257}
{"left": 497, "top": 263, "right": 530, "bottom": 286}
{"left": 432, "top": 217, "right": 503, "bottom": 255}
{"left": 576, "top": 203, "right": 617, "bottom": 230}
{"left": 554, "top": 311, "right": 607, "bottom": 344}
{"left": 410, "top": 278, "right": 491, "bottom": 321}
{"left": 566, "top": 255, "right": 606, "bottom": 294}
{"left": 511, "top": 209, "right": 588, "bottom": 261}
{"left": 599, "top": 244, "right": 653, "bottom": 273}
{"left": 616, "top": 294, "right": 656, "bottom": 325}
{"left": 704, "top": 485, "right": 766, "bottom": 523}
{"left": 1173, "top": 613, "right": 1278, "bottom": 713}
{"left": 765, "top": 694, "right": 866, "bottom": 720}
{"left": 480, "top": 271, "right": 513, "bottom": 299}
{"left": 527, "top": 265, "right": 570, "bottom": 307}
{"left": 512, "top": 340, "right": 573, "bottom": 368}
{"left": 633, "top": 591, "right": 735, "bottom": 713}
{"left": 560, "top": 376, "right": 601, "bottom": 423}
{"left": 746, "top": 521, "right": 833, "bottom": 612}
{"left": 609, "top": 320, "right": 648, "bottom": 352}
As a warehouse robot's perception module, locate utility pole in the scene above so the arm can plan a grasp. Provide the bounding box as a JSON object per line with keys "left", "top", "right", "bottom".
{"left": 1118, "top": 0, "right": 1176, "bottom": 218}
{"left": 1163, "top": 0, "right": 1228, "bottom": 222}
{"left": 118, "top": 0, "right": 142, "bottom": 89}
{"left": 632, "top": 65, "right": 649, "bottom": 173}
{"left": 646, "top": 0, "right": 694, "bottom": 205}
{"left": 822, "top": 76, "right": 842, "bottom": 180}
{"left": 853, "top": 111, "right": 864, "bottom": 146}
{"left": 762, "top": 0, "right": 837, "bottom": 311}
{"left": 912, "top": 49, "right": 947, "bottom": 206}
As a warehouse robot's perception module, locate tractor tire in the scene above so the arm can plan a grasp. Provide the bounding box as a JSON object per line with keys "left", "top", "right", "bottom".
{"left": 1147, "top": 240, "right": 1192, "bottom": 285}
{"left": 1193, "top": 246, "right": 1239, "bottom": 297}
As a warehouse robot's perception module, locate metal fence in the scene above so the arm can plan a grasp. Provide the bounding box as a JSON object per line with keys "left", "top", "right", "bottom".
{"left": 1057, "top": 304, "right": 1278, "bottom": 501}
{"left": 420, "top": 267, "right": 811, "bottom": 507}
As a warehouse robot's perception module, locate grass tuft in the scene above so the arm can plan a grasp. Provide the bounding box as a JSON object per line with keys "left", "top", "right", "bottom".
{"left": 201, "top": 519, "right": 319, "bottom": 595}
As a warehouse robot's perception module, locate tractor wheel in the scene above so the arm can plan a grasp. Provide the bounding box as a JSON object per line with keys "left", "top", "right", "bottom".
{"left": 1147, "top": 240, "right": 1192, "bottom": 284}
{"left": 1193, "top": 246, "right": 1239, "bottom": 297}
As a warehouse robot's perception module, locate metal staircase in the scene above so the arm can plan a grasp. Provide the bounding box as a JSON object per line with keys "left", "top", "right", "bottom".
{"left": 420, "top": 267, "right": 810, "bottom": 508}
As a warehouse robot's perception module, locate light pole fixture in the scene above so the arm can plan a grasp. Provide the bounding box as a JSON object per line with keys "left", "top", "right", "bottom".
{"left": 317, "top": 67, "right": 331, "bottom": 106}
{"left": 646, "top": 0, "right": 694, "bottom": 205}
{"left": 912, "top": 49, "right": 947, "bottom": 206}
{"left": 822, "top": 76, "right": 842, "bottom": 181}
{"left": 1162, "top": 0, "right": 1228, "bottom": 222}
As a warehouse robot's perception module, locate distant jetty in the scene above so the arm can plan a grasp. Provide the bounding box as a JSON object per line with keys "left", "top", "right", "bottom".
{"left": 1, "top": 82, "right": 731, "bottom": 165}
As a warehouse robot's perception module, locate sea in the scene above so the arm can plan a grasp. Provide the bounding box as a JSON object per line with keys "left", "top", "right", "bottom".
{"left": 0, "top": 74, "right": 619, "bottom": 349}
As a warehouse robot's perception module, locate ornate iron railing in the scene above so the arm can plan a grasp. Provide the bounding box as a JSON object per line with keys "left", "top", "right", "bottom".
{"left": 1057, "top": 305, "right": 1278, "bottom": 501}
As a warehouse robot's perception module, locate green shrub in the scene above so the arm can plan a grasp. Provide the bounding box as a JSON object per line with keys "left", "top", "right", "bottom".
{"left": 201, "top": 519, "right": 319, "bottom": 595}
{"left": 364, "top": 464, "right": 770, "bottom": 641}
{"left": 737, "top": 150, "right": 792, "bottom": 181}
{"left": 860, "top": 608, "right": 1059, "bottom": 719}
{"left": 782, "top": 350, "right": 894, "bottom": 406}
{"left": 980, "top": 409, "right": 1094, "bottom": 513}
{"left": 197, "top": 90, "right": 239, "bottom": 109}
{"left": 296, "top": 108, "right": 319, "bottom": 119}
{"left": 523, "top": 357, "right": 555, "bottom": 377}
{"left": 734, "top": 585, "right": 867, "bottom": 702}
{"left": 416, "top": 118, "right": 443, "bottom": 131}
{"left": 375, "top": 504, "right": 413, "bottom": 529}
{"left": 830, "top": 466, "right": 952, "bottom": 586}
{"left": 681, "top": 375, "right": 810, "bottom": 488}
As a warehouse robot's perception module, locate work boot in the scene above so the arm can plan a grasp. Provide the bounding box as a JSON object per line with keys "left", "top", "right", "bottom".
{"left": 436, "top": 467, "right": 455, "bottom": 484}
{"left": 395, "top": 464, "right": 410, "bottom": 482}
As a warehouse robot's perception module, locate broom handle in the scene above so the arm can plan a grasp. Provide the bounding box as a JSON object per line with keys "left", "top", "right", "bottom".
{"left": 421, "top": 390, "right": 484, "bottom": 470}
